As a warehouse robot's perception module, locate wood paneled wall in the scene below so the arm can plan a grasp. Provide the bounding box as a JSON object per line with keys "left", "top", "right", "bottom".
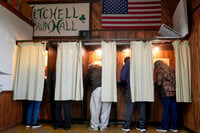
{"left": 1, "top": 0, "right": 190, "bottom": 130}
{"left": 85, "top": 48, "right": 174, "bottom": 121}
{"left": 0, "top": 91, "right": 24, "bottom": 131}
{"left": 182, "top": 6, "right": 200, "bottom": 133}
{"left": 153, "top": 49, "right": 175, "bottom": 69}
{"left": 0, "top": 46, "right": 175, "bottom": 131}
{"left": 38, "top": 44, "right": 88, "bottom": 121}
{"left": 187, "top": 0, "right": 200, "bottom": 12}
{"left": 38, "top": 45, "right": 174, "bottom": 123}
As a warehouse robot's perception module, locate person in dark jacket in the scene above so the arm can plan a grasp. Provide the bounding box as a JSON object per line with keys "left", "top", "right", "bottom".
{"left": 86, "top": 62, "right": 111, "bottom": 131}
{"left": 120, "top": 57, "right": 146, "bottom": 132}
{"left": 154, "top": 60, "right": 178, "bottom": 133}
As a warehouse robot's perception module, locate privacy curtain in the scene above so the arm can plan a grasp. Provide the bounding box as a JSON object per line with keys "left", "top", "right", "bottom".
{"left": 172, "top": 40, "right": 191, "bottom": 102}
{"left": 101, "top": 41, "right": 117, "bottom": 102}
{"left": 130, "top": 41, "right": 154, "bottom": 102}
{"left": 55, "top": 42, "right": 83, "bottom": 101}
{"left": 13, "top": 42, "right": 46, "bottom": 101}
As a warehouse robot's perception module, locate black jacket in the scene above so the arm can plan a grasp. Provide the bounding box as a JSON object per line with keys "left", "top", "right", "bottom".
{"left": 85, "top": 65, "right": 102, "bottom": 91}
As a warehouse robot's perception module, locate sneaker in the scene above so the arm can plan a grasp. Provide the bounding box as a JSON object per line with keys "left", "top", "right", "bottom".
{"left": 25, "top": 124, "right": 31, "bottom": 128}
{"left": 54, "top": 126, "right": 60, "bottom": 129}
{"left": 100, "top": 127, "right": 109, "bottom": 131}
{"left": 53, "top": 124, "right": 62, "bottom": 129}
{"left": 156, "top": 127, "right": 167, "bottom": 132}
{"left": 88, "top": 126, "right": 98, "bottom": 131}
{"left": 32, "top": 123, "right": 42, "bottom": 129}
{"left": 65, "top": 126, "right": 71, "bottom": 130}
{"left": 121, "top": 125, "right": 130, "bottom": 132}
{"left": 136, "top": 125, "right": 146, "bottom": 132}
{"left": 169, "top": 129, "right": 178, "bottom": 132}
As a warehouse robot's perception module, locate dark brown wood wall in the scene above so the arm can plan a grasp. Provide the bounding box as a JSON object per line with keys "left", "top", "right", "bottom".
{"left": 86, "top": 49, "right": 175, "bottom": 122}
{"left": 3, "top": 0, "right": 197, "bottom": 130}
{"left": 182, "top": 3, "right": 200, "bottom": 132}
{"left": 12, "top": 0, "right": 200, "bottom": 132}
{"left": 37, "top": 46, "right": 174, "bottom": 122}
{"left": 0, "top": 91, "right": 24, "bottom": 131}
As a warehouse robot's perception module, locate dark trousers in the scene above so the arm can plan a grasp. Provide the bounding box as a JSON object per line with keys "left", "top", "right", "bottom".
{"left": 124, "top": 89, "right": 146, "bottom": 128}
{"left": 54, "top": 101, "right": 71, "bottom": 128}
{"left": 160, "top": 97, "right": 178, "bottom": 130}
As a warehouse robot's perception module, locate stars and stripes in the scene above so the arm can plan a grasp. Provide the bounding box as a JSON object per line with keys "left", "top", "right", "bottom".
{"left": 102, "top": 0, "right": 161, "bottom": 29}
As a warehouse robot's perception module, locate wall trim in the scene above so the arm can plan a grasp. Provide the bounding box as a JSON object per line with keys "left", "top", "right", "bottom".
{"left": 0, "top": 123, "right": 22, "bottom": 132}
{"left": 0, "top": 90, "right": 13, "bottom": 94}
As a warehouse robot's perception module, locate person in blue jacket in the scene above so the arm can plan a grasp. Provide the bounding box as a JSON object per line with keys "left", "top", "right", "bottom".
{"left": 120, "top": 57, "right": 146, "bottom": 132}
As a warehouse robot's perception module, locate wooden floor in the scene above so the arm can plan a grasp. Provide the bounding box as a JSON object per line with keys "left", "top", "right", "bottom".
{"left": 1, "top": 123, "right": 191, "bottom": 133}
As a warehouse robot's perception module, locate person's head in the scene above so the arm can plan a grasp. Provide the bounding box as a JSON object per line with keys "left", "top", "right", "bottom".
{"left": 124, "top": 57, "right": 130, "bottom": 64}
{"left": 154, "top": 60, "right": 166, "bottom": 69}
{"left": 88, "top": 61, "right": 102, "bottom": 69}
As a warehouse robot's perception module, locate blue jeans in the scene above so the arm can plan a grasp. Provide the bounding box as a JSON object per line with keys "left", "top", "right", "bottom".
{"left": 26, "top": 101, "right": 41, "bottom": 125}
{"left": 160, "top": 97, "right": 178, "bottom": 130}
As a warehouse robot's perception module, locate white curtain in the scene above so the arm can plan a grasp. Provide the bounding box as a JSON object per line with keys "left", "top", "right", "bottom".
{"left": 13, "top": 42, "right": 46, "bottom": 101}
{"left": 172, "top": 40, "right": 191, "bottom": 102}
{"left": 101, "top": 41, "right": 117, "bottom": 102}
{"left": 130, "top": 41, "right": 154, "bottom": 102}
{"left": 55, "top": 42, "right": 83, "bottom": 101}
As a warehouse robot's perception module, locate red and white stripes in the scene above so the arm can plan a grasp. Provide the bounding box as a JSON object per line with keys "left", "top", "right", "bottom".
{"left": 102, "top": 0, "right": 161, "bottom": 29}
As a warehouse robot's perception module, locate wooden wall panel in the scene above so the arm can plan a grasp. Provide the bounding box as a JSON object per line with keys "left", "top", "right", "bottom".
{"left": 2, "top": 0, "right": 194, "bottom": 130}
{"left": 26, "top": 0, "right": 180, "bottom": 30}
{"left": 39, "top": 44, "right": 86, "bottom": 120}
{"left": 38, "top": 45, "right": 56, "bottom": 120}
{"left": 82, "top": 46, "right": 89, "bottom": 78}
{"left": 0, "top": 91, "right": 24, "bottom": 131}
{"left": 91, "top": 2, "right": 101, "bottom": 30}
{"left": 92, "top": 31, "right": 158, "bottom": 39}
{"left": 182, "top": 6, "right": 200, "bottom": 133}
{"left": 38, "top": 44, "right": 175, "bottom": 122}
{"left": 85, "top": 49, "right": 174, "bottom": 122}
{"left": 188, "top": 0, "right": 200, "bottom": 12}
{"left": 161, "top": 0, "right": 179, "bottom": 27}
{"left": 90, "top": 0, "right": 179, "bottom": 30}
{"left": 153, "top": 49, "right": 175, "bottom": 69}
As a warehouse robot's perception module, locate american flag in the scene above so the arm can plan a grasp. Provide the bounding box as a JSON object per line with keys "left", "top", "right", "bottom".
{"left": 102, "top": 0, "right": 161, "bottom": 29}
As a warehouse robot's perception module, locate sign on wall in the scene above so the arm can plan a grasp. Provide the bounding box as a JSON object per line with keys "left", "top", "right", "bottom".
{"left": 32, "top": 3, "right": 90, "bottom": 36}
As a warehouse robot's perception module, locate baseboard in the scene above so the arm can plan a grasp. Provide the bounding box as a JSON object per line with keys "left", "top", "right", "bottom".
{"left": 182, "top": 125, "right": 195, "bottom": 133}
{"left": 38, "top": 119, "right": 159, "bottom": 126}
{"left": 0, "top": 122, "right": 22, "bottom": 132}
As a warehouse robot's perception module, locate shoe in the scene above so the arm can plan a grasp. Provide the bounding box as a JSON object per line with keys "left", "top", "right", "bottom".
{"left": 65, "top": 126, "right": 71, "bottom": 130}
{"left": 136, "top": 125, "right": 146, "bottom": 132}
{"left": 53, "top": 124, "right": 62, "bottom": 129}
{"left": 156, "top": 127, "right": 167, "bottom": 132}
{"left": 121, "top": 125, "right": 130, "bottom": 132}
{"left": 32, "top": 123, "right": 42, "bottom": 129}
{"left": 25, "top": 124, "right": 31, "bottom": 128}
{"left": 88, "top": 126, "right": 98, "bottom": 131}
{"left": 100, "top": 127, "right": 109, "bottom": 131}
{"left": 169, "top": 128, "right": 178, "bottom": 132}
{"left": 54, "top": 126, "right": 60, "bottom": 129}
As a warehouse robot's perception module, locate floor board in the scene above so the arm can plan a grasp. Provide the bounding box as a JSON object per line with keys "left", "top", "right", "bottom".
{"left": 1, "top": 123, "right": 191, "bottom": 133}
